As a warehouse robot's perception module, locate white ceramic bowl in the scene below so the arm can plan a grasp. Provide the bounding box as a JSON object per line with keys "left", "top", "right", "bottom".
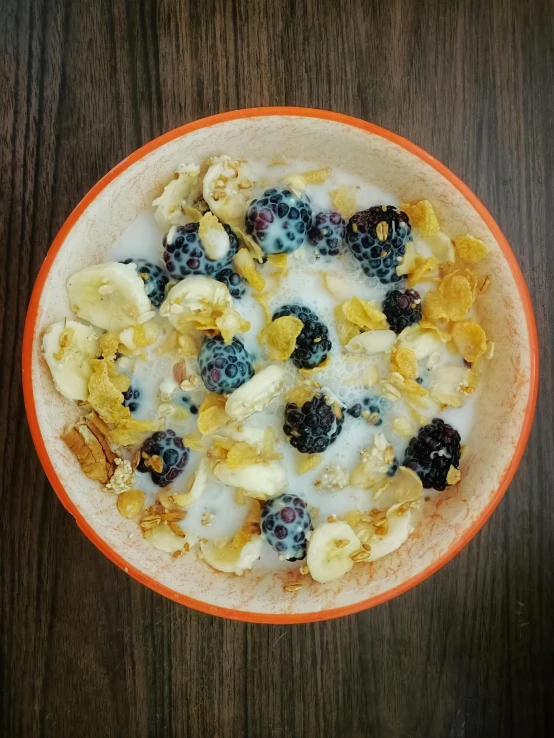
{"left": 23, "top": 108, "right": 538, "bottom": 623}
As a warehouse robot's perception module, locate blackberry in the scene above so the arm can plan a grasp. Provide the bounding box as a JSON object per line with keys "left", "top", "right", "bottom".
{"left": 272, "top": 304, "right": 331, "bottom": 369}
{"left": 122, "top": 258, "right": 168, "bottom": 308}
{"left": 308, "top": 211, "right": 346, "bottom": 256}
{"left": 137, "top": 430, "right": 190, "bottom": 487}
{"left": 382, "top": 288, "right": 422, "bottom": 334}
{"left": 346, "top": 206, "right": 411, "bottom": 284}
{"left": 245, "top": 187, "right": 312, "bottom": 255}
{"left": 261, "top": 494, "right": 312, "bottom": 561}
{"left": 198, "top": 336, "right": 254, "bottom": 394}
{"left": 162, "top": 222, "right": 238, "bottom": 280}
{"left": 215, "top": 267, "right": 246, "bottom": 299}
{"left": 403, "top": 418, "right": 461, "bottom": 491}
{"left": 284, "top": 394, "right": 344, "bottom": 454}
{"left": 123, "top": 384, "right": 141, "bottom": 413}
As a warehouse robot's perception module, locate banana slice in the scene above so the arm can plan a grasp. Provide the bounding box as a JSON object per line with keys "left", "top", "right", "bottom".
{"left": 145, "top": 523, "right": 186, "bottom": 553}
{"left": 152, "top": 163, "right": 202, "bottom": 230}
{"left": 42, "top": 320, "right": 101, "bottom": 401}
{"left": 159, "top": 275, "right": 232, "bottom": 333}
{"left": 171, "top": 458, "right": 210, "bottom": 508}
{"left": 364, "top": 503, "right": 422, "bottom": 562}
{"left": 202, "top": 155, "right": 255, "bottom": 225}
{"left": 201, "top": 535, "right": 263, "bottom": 575}
{"left": 211, "top": 459, "right": 287, "bottom": 500}
{"left": 67, "top": 262, "right": 154, "bottom": 332}
{"left": 218, "top": 424, "right": 267, "bottom": 445}
{"left": 307, "top": 521, "right": 361, "bottom": 584}
{"left": 225, "top": 365, "right": 286, "bottom": 421}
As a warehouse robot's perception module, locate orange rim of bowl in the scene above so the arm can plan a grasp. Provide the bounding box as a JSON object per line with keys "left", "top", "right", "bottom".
{"left": 22, "top": 107, "right": 539, "bottom": 624}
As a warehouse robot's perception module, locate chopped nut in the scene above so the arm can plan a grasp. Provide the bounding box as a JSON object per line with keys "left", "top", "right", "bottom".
{"left": 351, "top": 549, "right": 371, "bottom": 562}
{"left": 283, "top": 583, "right": 303, "bottom": 593}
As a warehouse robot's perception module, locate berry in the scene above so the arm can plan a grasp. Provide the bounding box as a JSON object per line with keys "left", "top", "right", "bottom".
{"left": 245, "top": 187, "right": 312, "bottom": 255}
{"left": 272, "top": 304, "right": 331, "bottom": 369}
{"left": 382, "top": 288, "right": 422, "bottom": 333}
{"left": 122, "top": 258, "right": 168, "bottom": 308}
{"left": 137, "top": 430, "right": 190, "bottom": 487}
{"left": 261, "top": 494, "right": 312, "bottom": 561}
{"left": 403, "top": 418, "right": 461, "bottom": 491}
{"left": 198, "top": 336, "right": 254, "bottom": 394}
{"left": 123, "top": 384, "right": 141, "bottom": 413}
{"left": 284, "top": 394, "right": 344, "bottom": 454}
{"left": 215, "top": 268, "right": 246, "bottom": 299}
{"left": 346, "top": 206, "right": 411, "bottom": 284}
{"left": 308, "top": 211, "right": 346, "bottom": 256}
{"left": 162, "top": 222, "right": 238, "bottom": 280}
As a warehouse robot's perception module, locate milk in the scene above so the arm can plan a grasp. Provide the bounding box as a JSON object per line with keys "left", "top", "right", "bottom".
{"left": 109, "top": 159, "right": 477, "bottom": 571}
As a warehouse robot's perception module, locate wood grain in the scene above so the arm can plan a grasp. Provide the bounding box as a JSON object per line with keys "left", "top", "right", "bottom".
{"left": 1, "top": 0, "right": 553, "bottom": 736}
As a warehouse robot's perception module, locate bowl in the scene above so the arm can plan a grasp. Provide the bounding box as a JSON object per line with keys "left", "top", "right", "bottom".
{"left": 22, "top": 108, "right": 538, "bottom": 623}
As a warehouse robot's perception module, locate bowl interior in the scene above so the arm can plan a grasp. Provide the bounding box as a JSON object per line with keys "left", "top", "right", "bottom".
{"left": 26, "top": 112, "right": 536, "bottom": 621}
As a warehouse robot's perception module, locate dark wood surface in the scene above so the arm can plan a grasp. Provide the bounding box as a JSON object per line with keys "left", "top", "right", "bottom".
{"left": 1, "top": 0, "right": 553, "bottom": 736}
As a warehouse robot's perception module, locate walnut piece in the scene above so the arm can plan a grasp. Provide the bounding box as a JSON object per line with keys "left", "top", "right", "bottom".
{"left": 61, "top": 413, "right": 119, "bottom": 484}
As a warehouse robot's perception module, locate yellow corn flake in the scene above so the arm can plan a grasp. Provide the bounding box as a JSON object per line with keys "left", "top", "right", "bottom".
{"left": 461, "top": 267, "right": 479, "bottom": 299}
{"left": 301, "top": 167, "right": 332, "bottom": 184}
{"left": 183, "top": 432, "right": 204, "bottom": 450}
{"left": 439, "top": 273, "right": 474, "bottom": 321}
{"left": 446, "top": 466, "right": 462, "bottom": 485}
{"left": 407, "top": 256, "right": 439, "bottom": 288}
{"left": 215, "top": 307, "right": 251, "bottom": 344}
{"left": 259, "top": 315, "right": 303, "bottom": 360}
{"left": 177, "top": 332, "right": 200, "bottom": 357}
{"left": 233, "top": 248, "right": 266, "bottom": 292}
{"left": 156, "top": 329, "right": 179, "bottom": 355}
{"left": 341, "top": 297, "right": 388, "bottom": 331}
{"left": 454, "top": 234, "right": 488, "bottom": 263}
{"left": 226, "top": 442, "right": 261, "bottom": 469}
{"left": 330, "top": 185, "right": 357, "bottom": 219}
{"left": 283, "top": 173, "right": 307, "bottom": 195}
{"left": 295, "top": 452, "right": 323, "bottom": 474}
{"left": 460, "top": 368, "right": 480, "bottom": 395}
{"left": 333, "top": 305, "right": 358, "bottom": 345}
{"left": 422, "top": 290, "right": 448, "bottom": 321}
{"left": 343, "top": 509, "right": 362, "bottom": 528}
{"left": 392, "top": 416, "right": 415, "bottom": 438}
{"left": 298, "top": 354, "right": 331, "bottom": 375}
{"left": 391, "top": 347, "right": 418, "bottom": 380}
{"left": 197, "top": 393, "right": 228, "bottom": 435}
{"left": 400, "top": 200, "right": 440, "bottom": 236}
{"left": 396, "top": 241, "right": 416, "bottom": 277}
{"left": 451, "top": 320, "right": 487, "bottom": 363}
{"left": 419, "top": 320, "right": 452, "bottom": 343}
{"left": 286, "top": 383, "right": 317, "bottom": 406}
{"left": 267, "top": 253, "right": 288, "bottom": 269}
{"left": 233, "top": 227, "right": 264, "bottom": 263}
{"left": 111, "top": 418, "right": 161, "bottom": 446}
{"left": 253, "top": 291, "right": 272, "bottom": 326}
{"left": 88, "top": 359, "right": 131, "bottom": 424}
{"left": 99, "top": 333, "right": 120, "bottom": 361}
{"left": 183, "top": 205, "right": 203, "bottom": 222}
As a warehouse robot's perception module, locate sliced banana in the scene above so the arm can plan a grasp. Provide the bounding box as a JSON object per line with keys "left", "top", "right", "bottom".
{"left": 42, "top": 320, "right": 101, "bottom": 401}
{"left": 67, "top": 262, "right": 154, "bottom": 332}
{"left": 397, "top": 324, "right": 442, "bottom": 360}
{"left": 201, "top": 535, "right": 263, "bottom": 575}
{"left": 202, "top": 155, "right": 255, "bottom": 225}
{"left": 152, "top": 163, "right": 202, "bottom": 230}
{"left": 363, "top": 503, "right": 422, "bottom": 562}
{"left": 346, "top": 330, "right": 397, "bottom": 355}
{"left": 145, "top": 522, "right": 186, "bottom": 553}
{"left": 159, "top": 275, "right": 232, "bottom": 333}
{"left": 225, "top": 365, "right": 286, "bottom": 422}
{"left": 307, "top": 521, "right": 361, "bottom": 584}
{"left": 211, "top": 459, "right": 287, "bottom": 500}
{"left": 217, "top": 424, "right": 266, "bottom": 446}
{"left": 171, "top": 458, "right": 210, "bottom": 508}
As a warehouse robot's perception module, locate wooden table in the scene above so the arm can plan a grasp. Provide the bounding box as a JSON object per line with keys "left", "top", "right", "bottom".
{"left": 1, "top": 1, "right": 552, "bottom": 736}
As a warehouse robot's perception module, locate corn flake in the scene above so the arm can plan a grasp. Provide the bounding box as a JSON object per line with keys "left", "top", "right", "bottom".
{"left": 215, "top": 308, "right": 250, "bottom": 344}
{"left": 396, "top": 242, "right": 416, "bottom": 277}
{"left": 454, "top": 234, "right": 487, "bottom": 263}
{"left": 334, "top": 305, "right": 360, "bottom": 345}
{"left": 446, "top": 466, "right": 462, "bottom": 485}
{"left": 198, "top": 393, "right": 228, "bottom": 435}
{"left": 259, "top": 315, "right": 303, "bottom": 360}
{"left": 99, "top": 333, "right": 120, "bottom": 361}
{"left": 400, "top": 200, "right": 440, "bottom": 236}
{"left": 301, "top": 167, "right": 332, "bottom": 184}
{"left": 233, "top": 227, "right": 264, "bottom": 263}
{"left": 341, "top": 297, "right": 388, "bottom": 331}
{"left": 183, "top": 432, "right": 204, "bottom": 450}
{"left": 253, "top": 291, "right": 272, "bottom": 325}
{"left": 422, "top": 290, "right": 448, "bottom": 321}
{"left": 233, "top": 248, "right": 265, "bottom": 292}
{"left": 226, "top": 442, "right": 260, "bottom": 469}
{"left": 286, "top": 383, "right": 317, "bottom": 406}
{"left": 392, "top": 416, "right": 415, "bottom": 438}
{"left": 330, "top": 185, "right": 357, "bottom": 219}
{"left": 111, "top": 418, "right": 161, "bottom": 446}
{"left": 407, "top": 256, "right": 439, "bottom": 287}
{"left": 296, "top": 452, "right": 322, "bottom": 474}
{"left": 88, "top": 359, "right": 130, "bottom": 424}
{"left": 451, "top": 320, "right": 487, "bottom": 362}
{"left": 391, "top": 347, "right": 418, "bottom": 379}
{"left": 183, "top": 205, "right": 203, "bottom": 222}
{"left": 419, "top": 320, "right": 452, "bottom": 343}
{"left": 298, "top": 355, "right": 331, "bottom": 375}
{"left": 267, "top": 253, "right": 288, "bottom": 269}
{"left": 439, "top": 273, "right": 474, "bottom": 321}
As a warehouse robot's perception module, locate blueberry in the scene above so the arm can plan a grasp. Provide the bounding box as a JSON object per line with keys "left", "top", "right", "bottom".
{"left": 261, "top": 494, "right": 312, "bottom": 561}
{"left": 246, "top": 187, "right": 312, "bottom": 255}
